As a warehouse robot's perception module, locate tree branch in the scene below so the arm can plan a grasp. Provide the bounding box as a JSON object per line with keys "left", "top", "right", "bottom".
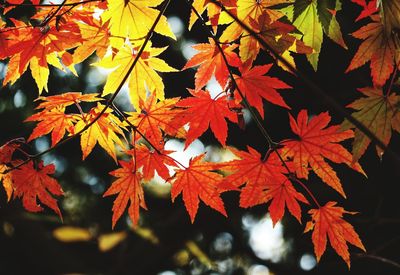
{"left": 208, "top": 0, "right": 400, "bottom": 164}
{"left": 3, "top": 0, "right": 171, "bottom": 174}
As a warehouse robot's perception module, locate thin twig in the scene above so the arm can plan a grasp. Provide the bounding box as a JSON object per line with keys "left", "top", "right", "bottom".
{"left": 353, "top": 253, "right": 400, "bottom": 270}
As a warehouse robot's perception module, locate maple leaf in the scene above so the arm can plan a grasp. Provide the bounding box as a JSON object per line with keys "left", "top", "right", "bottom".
{"left": 304, "top": 201, "right": 365, "bottom": 268}
{"left": 282, "top": 110, "right": 365, "bottom": 197}
{"left": 132, "top": 143, "right": 177, "bottom": 181}
{"left": 287, "top": 0, "right": 346, "bottom": 70}
{"left": 11, "top": 161, "right": 63, "bottom": 218}
{"left": 342, "top": 87, "right": 400, "bottom": 161}
{"left": 242, "top": 12, "right": 313, "bottom": 66}
{"left": 233, "top": 64, "right": 291, "bottom": 118}
{"left": 101, "top": 0, "right": 175, "bottom": 48}
{"left": 189, "top": 0, "right": 237, "bottom": 30}
{"left": 351, "top": 0, "right": 378, "bottom": 21}
{"left": 346, "top": 15, "right": 399, "bottom": 87}
{"left": 170, "top": 154, "right": 227, "bottom": 222}
{"left": 3, "top": 19, "right": 83, "bottom": 93}
{"left": 25, "top": 108, "right": 76, "bottom": 147}
{"left": 0, "top": 17, "right": 10, "bottom": 60}
{"left": 0, "top": 165, "right": 13, "bottom": 202}
{"left": 74, "top": 104, "right": 126, "bottom": 161}
{"left": 103, "top": 160, "right": 147, "bottom": 228}
{"left": 183, "top": 38, "right": 241, "bottom": 91}
{"left": 72, "top": 18, "right": 111, "bottom": 64}
{"left": 126, "top": 94, "right": 185, "bottom": 145}
{"left": 0, "top": 139, "right": 24, "bottom": 201}
{"left": 35, "top": 92, "right": 101, "bottom": 110}
{"left": 219, "top": 146, "right": 308, "bottom": 225}
{"left": 378, "top": 0, "right": 400, "bottom": 35}
{"left": 175, "top": 89, "right": 237, "bottom": 147}
{"left": 219, "top": 0, "right": 289, "bottom": 43}
{"left": 95, "top": 43, "right": 177, "bottom": 111}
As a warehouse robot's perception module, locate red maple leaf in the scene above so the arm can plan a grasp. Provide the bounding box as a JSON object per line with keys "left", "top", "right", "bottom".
{"left": 183, "top": 38, "right": 241, "bottom": 90}
{"left": 170, "top": 154, "right": 227, "bottom": 222}
{"left": 11, "top": 161, "right": 63, "bottom": 218}
{"left": 25, "top": 108, "right": 76, "bottom": 147}
{"left": 219, "top": 146, "right": 308, "bottom": 225}
{"left": 176, "top": 89, "right": 237, "bottom": 147}
{"left": 282, "top": 110, "right": 365, "bottom": 197}
{"left": 351, "top": 0, "right": 378, "bottom": 21}
{"left": 305, "top": 201, "right": 366, "bottom": 268}
{"left": 0, "top": 138, "right": 25, "bottom": 201}
{"left": 103, "top": 160, "right": 147, "bottom": 228}
{"left": 234, "top": 64, "right": 291, "bottom": 118}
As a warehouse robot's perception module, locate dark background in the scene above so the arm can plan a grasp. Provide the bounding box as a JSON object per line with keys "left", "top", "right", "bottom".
{"left": 1, "top": 1, "right": 400, "bottom": 274}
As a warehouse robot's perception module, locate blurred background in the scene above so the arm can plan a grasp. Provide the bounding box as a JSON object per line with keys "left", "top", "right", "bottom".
{"left": 1, "top": 1, "right": 400, "bottom": 274}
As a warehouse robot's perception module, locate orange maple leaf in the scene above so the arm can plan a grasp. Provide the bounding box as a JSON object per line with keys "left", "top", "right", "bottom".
{"left": 3, "top": 19, "right": 83, "bottom": 93}
{"left": 126, "top": 94, "right": 185, "bottom": 145}
{"left": 170, "top": 154, "right": 227, "bottom": 223}
{"left": 11, "top": 161, "right": 63, "bottom": 218}
{"left": 219, "top": 146, "right": 308, "bottom": 225}
{"left": 282, "top": 110, "right": 365, "bottom": 197}
{"left": 183, "top": 38, "right": 241, "bottom": 90}
{"left": 304, "top": 201, "right": 366, "bottom": 268}
{"left": 132, "top": 143, "right": 177, "bottom": 182}
{"left": 103, "top": 160, "right": 147, "bottom": 228}
{"left": 25, "top": 108, "right": 76, "bottom": 147}
{"left": 35, "top": 92, "right": 101, "bottom": 110}
{"left": 234, "top": 64, "right": 291, "bottom": 118}
{"left": 175, "top": 89, "right": 237, "bottom": 147}
{"left": 346, "top": 15, "right": 399, "bottom": 87}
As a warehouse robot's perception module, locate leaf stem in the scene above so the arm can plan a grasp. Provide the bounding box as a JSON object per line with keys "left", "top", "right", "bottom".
{"left": 291, "top": 176, "right": 321, "bottom": 208}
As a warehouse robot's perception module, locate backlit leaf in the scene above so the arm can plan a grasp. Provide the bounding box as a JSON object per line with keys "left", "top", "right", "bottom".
{"left": 12, "top": 161, "right": 63, "bottom": 218}
{"left": 104, "top": 160, "right": 147, "bottom": 228}
{"left": 305, "top": 201, "right": 365, "bottom": 268}
{"left": 170, "top": 154, "right": 227, "bottom": 222}
{"left": 282, "top": 110, "right": 365, "bottom": 197}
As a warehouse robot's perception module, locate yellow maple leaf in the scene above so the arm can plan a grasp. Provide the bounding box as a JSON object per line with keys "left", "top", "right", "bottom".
{"left": 101, "top": 0, "right": 175, "bottom": 48}
{"left": 74, "top": 104, "right": 126, "bottom": 161}
{"left": 95, "top": 43, "right": 177, "bottom": 110}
